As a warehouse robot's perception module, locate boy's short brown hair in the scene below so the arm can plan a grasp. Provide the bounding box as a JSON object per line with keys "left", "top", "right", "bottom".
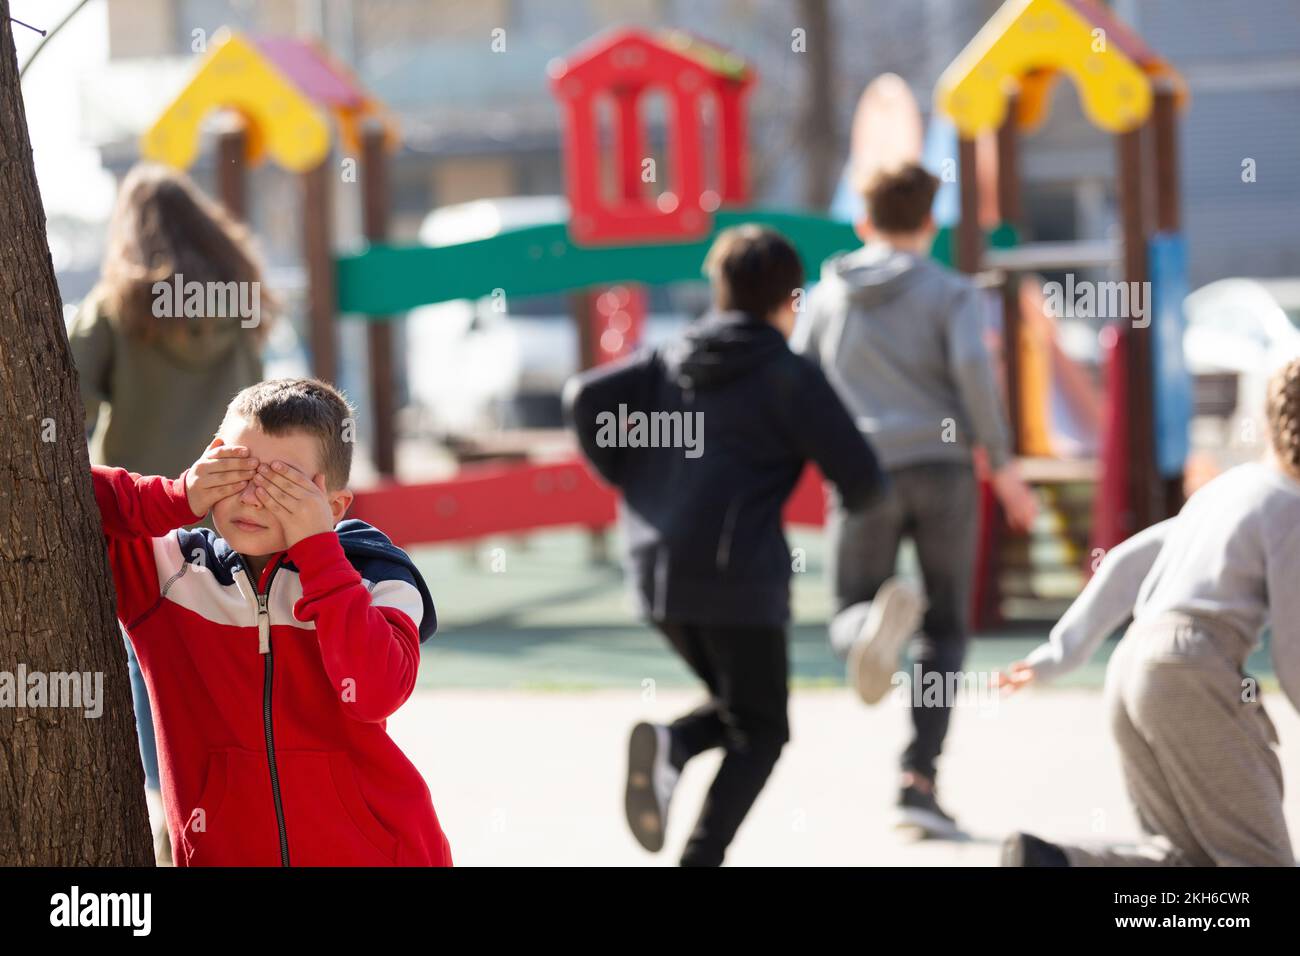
{"left": 223, "top": 378, "right": 354, "bottom": 489}
{"left": 1267, "top": 358, "right": 1300, "bottom": 474}
{"left": 862, "top": 162, "right": 939, "bottom": 234}
{"left": 703, "top": 225, "right": 805, "bottom": 319}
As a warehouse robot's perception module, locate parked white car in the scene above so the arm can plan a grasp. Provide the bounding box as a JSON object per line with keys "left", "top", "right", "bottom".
{"left": 404, "top": 197, "right": 705, "bottom": 436}
{"left": 1185, "top": 278, "right": 1300, "bottom": 376}
{"left": 1184, "top": 278, "right": 1300, "bottom": 469}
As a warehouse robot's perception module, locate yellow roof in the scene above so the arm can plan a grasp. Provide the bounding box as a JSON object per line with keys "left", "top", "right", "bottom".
{"left": 935, "top": 0, "right": 1187, "bottom": 138}
{"left": 141, "top": 32, "right": 396, "bottom": 172}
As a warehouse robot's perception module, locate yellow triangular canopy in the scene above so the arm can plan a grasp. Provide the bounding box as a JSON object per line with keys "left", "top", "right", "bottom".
{"left": 141, "top": 32, "right": 396, "bottom": 172}
{"left": 935, "top": 0, "right": 1187, "bottom": 137}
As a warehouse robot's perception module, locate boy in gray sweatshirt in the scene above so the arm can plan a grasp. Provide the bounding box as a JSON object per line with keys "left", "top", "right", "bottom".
{"left": 793, "top": 163, "right": 1038, "bottom": 835}
{"left": 1000, "top": 358, "right": 1300, "bottom": 866}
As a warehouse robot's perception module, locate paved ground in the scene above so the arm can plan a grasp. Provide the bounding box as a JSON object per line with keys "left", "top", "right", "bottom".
{"left": 382, "top": 528, "right": 1299, "bottom": 866}
{"left": 389, "top": 686, "right": 1300, "bottom": 866}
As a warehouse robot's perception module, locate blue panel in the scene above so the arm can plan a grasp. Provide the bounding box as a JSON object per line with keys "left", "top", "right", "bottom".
{"left": 1149, "top": 233, "right": 1193, "bottom": 477}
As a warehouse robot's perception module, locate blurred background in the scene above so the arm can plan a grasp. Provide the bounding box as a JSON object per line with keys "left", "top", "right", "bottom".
{"left": 13, "top": 0, "right": 1300, "bottom": 864}
{"left": 20, "top": 0, "right": 1300, "bottom": 616}
{"left": 24, "top": 0, "right": 1300, "bottom": 280}
{"left": 24, "top": 0, "right": 1300, "bottom": 426}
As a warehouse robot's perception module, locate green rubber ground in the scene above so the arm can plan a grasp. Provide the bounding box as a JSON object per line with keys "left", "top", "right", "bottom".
{"left": 409, "top": 528, "right": 1278, "bottom": 691}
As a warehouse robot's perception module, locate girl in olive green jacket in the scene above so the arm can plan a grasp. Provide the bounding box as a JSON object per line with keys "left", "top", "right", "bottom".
{"left": 70, "top": 162, "right": 273, "bottom": 481}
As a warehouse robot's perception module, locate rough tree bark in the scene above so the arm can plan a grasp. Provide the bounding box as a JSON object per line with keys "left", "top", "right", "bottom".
{"left": 0, "top": 2, "right": 153, "bottom": 865}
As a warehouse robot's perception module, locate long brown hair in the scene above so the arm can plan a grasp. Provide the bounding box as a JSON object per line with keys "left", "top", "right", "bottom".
{"left": 96, "top": 162, "right": 276, "bottom": 341}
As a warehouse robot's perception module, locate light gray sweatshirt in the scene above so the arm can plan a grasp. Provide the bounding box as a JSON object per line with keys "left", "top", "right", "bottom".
{"left": 792, "top": 242, "right": 1012, "bottom": 471}
{"left": 1025, "top": 461, "right": 1300, "bottom": 713}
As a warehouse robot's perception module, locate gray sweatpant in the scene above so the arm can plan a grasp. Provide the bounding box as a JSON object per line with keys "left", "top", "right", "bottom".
{"left": 1062, "top": 612, "right": 1294, "bottom": 866}
{"left": 826, "top": 462, "right": 978, "bottom": 781}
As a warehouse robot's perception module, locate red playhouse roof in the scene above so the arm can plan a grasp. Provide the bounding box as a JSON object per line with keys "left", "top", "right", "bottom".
{"left": 548, "top": 28, "right": 755, "bottom": 244}
{"left": 252, "top": 36, "right": 371, "bottom": 110}
{"left": 548, "top": 28, "right": 753, "bottom": 94}
{"left": 252, "top": 36, "right": 399, "bottom": 154}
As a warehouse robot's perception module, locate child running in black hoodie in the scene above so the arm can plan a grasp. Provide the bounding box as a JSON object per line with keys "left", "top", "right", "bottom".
{"left": 565, "top": 226, "right": 886, "bottom": 866}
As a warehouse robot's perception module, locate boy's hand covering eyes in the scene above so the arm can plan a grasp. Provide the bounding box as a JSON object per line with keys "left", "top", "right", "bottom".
{"left": 185, "top": 438, "right": 258, "bottom": 516}
{"left": 252, "top": 461, "right": 336, "bottom": 548}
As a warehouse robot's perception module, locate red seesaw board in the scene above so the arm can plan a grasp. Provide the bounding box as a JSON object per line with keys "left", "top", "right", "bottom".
{"left": 349, "top": 459, "right": 828, "bottom": 548}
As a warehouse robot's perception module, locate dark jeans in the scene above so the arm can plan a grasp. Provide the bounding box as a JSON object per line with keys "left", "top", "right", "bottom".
{"left": 125, "top": 633, "right": 160, "bottom": 789}
{"left": 827, "top": 461, "right": 977, "bottom": 782}
{"left": 657, "top": 622, "right": 789, "bottom": 867}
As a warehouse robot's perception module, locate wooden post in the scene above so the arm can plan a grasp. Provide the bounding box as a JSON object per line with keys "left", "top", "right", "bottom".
{"left": 572, "top": 292, "right": 596, "bottom": 371}
{"left": 958, "top": 132, "right": 1000, "bottom": 630}
{"left": 956, "top": 136, "right": 982, "bottom": 274}
{"left": 361, "top": 124, "right": 396, "bottom": 478}
{"left": 1152, "top": 91, "right": 1180, "bottom": 234}
{"left": 1152, "top": 87, "right": 1184, "bottom": 518}
{"left": 570, "top": 289, "right": 607, "bottom": 563}
{"left": 1001, "top": 279, "right": 1024, "bottom": 457}
{"left": 995, "top": 95, "right": 1022, "bottom": 231}
{"left": 215, "top": 118, "right": 247, "bottom": 222}
{"left": 995, "top": 100, "right": 1023, "bottom": 454}
{"left": 302, "top": 158, "right": 337, "bottom": 385}
{"left": 1117, "top": 125, "right": 1158, "bottom": 533}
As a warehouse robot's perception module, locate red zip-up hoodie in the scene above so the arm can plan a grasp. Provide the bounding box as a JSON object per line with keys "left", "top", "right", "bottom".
{"left": 93, "top": 465, "right": 452, "bottom": 867}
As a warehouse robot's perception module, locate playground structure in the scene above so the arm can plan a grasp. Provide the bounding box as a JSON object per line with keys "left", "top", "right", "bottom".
{"left": 139, "top": 0, "right": 1191, "bottom": 630}
{"left": 933, "top": 0, "right": 1191, "bottom": 624}
{"left": 936, "top": 0, "right": 1190, "bottom": 528}
{"left": 549, "top": 30, "right": 754, "bottom": 245}
{"left": 141, "top": 31, "right": 403, "bottom": 471}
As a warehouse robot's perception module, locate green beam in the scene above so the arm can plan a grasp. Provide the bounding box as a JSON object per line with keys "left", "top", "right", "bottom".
{"left": 335, "top": 208, "right": 859, "bottom": 317}
{"left": 931, "top": 221, "right": 1020, "bottom": 268}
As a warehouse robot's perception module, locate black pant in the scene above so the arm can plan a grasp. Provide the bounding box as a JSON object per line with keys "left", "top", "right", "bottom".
{"left": 657, "top": 622, "right": 789, "bottom": 867}
{"left": 827, "top": 462, "right": 977, "bottom": 782}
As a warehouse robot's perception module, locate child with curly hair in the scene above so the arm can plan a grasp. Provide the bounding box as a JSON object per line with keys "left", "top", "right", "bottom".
{"left": 999, "top": 358, "right": 1300, "bottom": 867}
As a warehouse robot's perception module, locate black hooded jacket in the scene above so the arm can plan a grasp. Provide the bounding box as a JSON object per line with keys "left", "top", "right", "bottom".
{"left": 566, "top": 310, "right": 886, "bottom": 628}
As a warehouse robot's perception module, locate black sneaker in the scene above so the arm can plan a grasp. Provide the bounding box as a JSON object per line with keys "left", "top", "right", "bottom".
{"left": 895, "top": 784, "right": 960, "bottom": 837}
{"left": 1001, "top": 832, "right": 1070, "bottom": 867}
{"left": 624, "top": 722, "right": 679, "bottom": 853}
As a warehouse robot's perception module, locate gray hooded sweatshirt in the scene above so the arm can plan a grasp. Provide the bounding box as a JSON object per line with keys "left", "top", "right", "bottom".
{"left": 793, "top": 242, "right": 1011, "bottom": 471}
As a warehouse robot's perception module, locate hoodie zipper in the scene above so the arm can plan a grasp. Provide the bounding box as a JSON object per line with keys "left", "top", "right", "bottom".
{"left": 246, "top": 557, "right": 290, "bottom": 867}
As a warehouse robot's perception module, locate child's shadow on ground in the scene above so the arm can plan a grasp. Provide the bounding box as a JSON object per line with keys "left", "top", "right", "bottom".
{"left": 895, "top": 826, "right": 1001, "bottom": 848}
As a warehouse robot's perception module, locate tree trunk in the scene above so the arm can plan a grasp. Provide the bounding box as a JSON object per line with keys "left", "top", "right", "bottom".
{"left": 0, "top": 2, "right": 153, "bottom": 865}
{"left": 797, "top": 0, "right": 839, "bottom": 210}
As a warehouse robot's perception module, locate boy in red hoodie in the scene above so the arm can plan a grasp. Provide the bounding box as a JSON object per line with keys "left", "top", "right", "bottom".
{"left": 92, "top": 378, "right": 451, "bottom": 866}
